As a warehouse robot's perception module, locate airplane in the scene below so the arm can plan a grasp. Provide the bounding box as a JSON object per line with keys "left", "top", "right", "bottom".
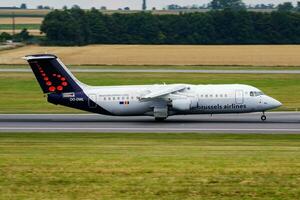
{"left": 24, "top": 54, "right": 282, "bottom": 121}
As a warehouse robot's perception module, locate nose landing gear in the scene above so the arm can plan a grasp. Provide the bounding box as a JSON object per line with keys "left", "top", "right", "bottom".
{"left": 261, "top": 112, "right": 267, "bottom": 121}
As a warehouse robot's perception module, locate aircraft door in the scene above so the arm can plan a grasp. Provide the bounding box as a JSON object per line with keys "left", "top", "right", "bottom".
{"left": 190, "top": 94, "right": 199, "bottom": 108}
{"left": 88, "top": 94, "right": 97, "bottom": 108}
{"left": 235, "top": 90, "right": 244, "bottom": 104}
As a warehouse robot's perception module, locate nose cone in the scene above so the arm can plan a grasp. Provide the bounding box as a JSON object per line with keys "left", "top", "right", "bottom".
{"left": 272, "top": 98, "right": 282, "bottom": 108}
{"left": 264, "top": 96, "right": 282, "bottom": 110}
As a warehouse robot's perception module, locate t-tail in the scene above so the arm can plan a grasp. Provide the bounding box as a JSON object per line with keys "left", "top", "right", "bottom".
{"left": 23, "top": 54, "right": 112, "bottom": 115}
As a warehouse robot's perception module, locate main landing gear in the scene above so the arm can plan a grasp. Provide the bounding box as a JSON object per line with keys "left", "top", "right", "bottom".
{"left": 155, "top": 117, "right": 167, "bottom": 122}
{"left": 261, "top": 112, "right": 267, "bottom": 121}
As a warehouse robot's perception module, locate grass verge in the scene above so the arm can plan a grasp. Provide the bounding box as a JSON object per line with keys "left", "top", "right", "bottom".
{"left": 0, "top": 133, "right": 300, "bottom": 199}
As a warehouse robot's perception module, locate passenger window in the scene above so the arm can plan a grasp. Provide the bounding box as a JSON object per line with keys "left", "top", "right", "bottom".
{"left": 205, "top": 95, "right": 208, "bottom": 98}
{"left": 210, "top": 94, "right": 213, "bottom": 98}
{"left": 250, "top": 92, "right": 254, "bottom": 97}
{"left": 225, "top": 94, "right": 228, "bottom": 98}
{"left": 126, "top": 97, "right": 129, "bottom": 100}
{"left": 104, "top": 97, "right": 106, "bottom": 101}
{"left": 108, "top": 97, "right": 111, "bottom": 100}
{"left": 220, "top": 94, "right": 223, "bottom": 98}
{"left": 216, "top": 94, "right": 218, "bottom": 98}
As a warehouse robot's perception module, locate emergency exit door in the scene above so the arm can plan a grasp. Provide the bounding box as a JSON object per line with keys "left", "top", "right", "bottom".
{"left": 235, "top": 90, "right": 244, "bottom": 104}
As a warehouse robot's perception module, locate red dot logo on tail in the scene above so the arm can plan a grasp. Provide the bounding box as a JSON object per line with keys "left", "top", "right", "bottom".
{"left": 49, "top": 86, "right": 56, "bottom": 92}
{"left": 36, "top": 64, "right": 69, "bottom": 93}
{"left": 57, "top": 86, "right": 63, "bottom": 91}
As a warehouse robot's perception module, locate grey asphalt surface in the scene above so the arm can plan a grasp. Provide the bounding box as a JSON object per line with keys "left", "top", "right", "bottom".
{"left": 0, "top": 112, "right": 299, "bottom": 133}
{"left": 1, "top": 68, "right": 300, "bottom": 74}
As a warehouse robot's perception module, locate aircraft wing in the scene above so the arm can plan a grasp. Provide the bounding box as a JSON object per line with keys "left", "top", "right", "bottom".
{"left": 140, "top": 85, "right": 186, "bottom": 100}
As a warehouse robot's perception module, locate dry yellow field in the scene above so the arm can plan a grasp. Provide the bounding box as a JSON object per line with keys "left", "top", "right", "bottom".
{"left": 0, "top": 29, "right": 43, "bottom": 36}
{"left": 0, "top": 17, "right": 43, "bottom": 24}
{"left": 0, "top": 9, "right": 49, "bottom": 16}
{"left": 0, "top": 45, "right": 300, "bottom": 66}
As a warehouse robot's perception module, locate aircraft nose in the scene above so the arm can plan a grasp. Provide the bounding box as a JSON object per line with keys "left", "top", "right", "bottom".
{"left": 262, "top": 96, "right": 282, "bottom": 110}
{"left": 269, "top": 97, "right": 282, "bottom": 109}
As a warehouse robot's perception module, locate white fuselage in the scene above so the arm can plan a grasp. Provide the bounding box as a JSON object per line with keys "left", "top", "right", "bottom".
{"left": 83, "top": 84, "right": 282, "bottom": 117}
{"left": 24, "top": 55, "right": 282, "bottom": 120}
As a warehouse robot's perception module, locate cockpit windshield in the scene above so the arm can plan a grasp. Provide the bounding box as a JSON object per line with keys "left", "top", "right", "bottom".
{"left": 250, "top": 91, "right": 264, "bottom": 97}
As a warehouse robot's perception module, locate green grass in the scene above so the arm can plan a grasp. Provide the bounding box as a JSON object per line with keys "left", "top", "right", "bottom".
{"left": 0, "top": 24, "right": 40, "bottom": 30}
{"left": 0, "top": 72, "right": 299, "bottom": 113}
{"left": 0, "top": 133, "right": 300, "bottom": 199}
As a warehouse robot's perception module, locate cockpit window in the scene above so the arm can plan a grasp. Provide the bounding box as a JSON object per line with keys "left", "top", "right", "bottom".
{"left": 250, "top": 91, "right": 264, "bottom": 97}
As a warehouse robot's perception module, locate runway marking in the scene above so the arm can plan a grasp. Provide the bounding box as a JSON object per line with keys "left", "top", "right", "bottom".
{"left": 1, "top": 127, "right": 300, "bottom": 132}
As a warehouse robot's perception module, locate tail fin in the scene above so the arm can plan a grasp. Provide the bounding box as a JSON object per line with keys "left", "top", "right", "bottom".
{"left": 24, "top": 54, "right": 84, "bottom": 93}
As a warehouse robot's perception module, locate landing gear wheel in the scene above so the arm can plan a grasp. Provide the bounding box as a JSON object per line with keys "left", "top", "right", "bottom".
{"left": 261, "top": 115, "right": 267, "bottom": 121}
{"left": 155, "top": 117, "right": 166, "bottom": 122}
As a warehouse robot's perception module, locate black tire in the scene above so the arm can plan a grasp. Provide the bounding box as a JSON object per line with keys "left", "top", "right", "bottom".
{"left": 155, "top": 117, "right": 166, "bottom": 122}
{"left": 261, "top": 115, "right": 267, "bottom": 121}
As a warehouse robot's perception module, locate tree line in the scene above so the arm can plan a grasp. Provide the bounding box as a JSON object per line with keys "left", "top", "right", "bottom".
{"left": 40, "top": 7, "right": 300, "bottom": 45}
{"left": 167, "top": 1, "right": 300, "bottom": 11}
{"left": 0, "top": 29, "right": 31, "bottom": 43}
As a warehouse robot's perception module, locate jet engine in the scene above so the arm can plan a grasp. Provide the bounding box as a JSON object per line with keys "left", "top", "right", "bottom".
{"left": 172, "top": 98, "right": 198, "bottom": 111}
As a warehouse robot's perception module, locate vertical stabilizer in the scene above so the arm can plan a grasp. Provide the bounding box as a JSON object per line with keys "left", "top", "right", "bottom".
{"left": 24, "top": 54, "right": 84, "bottom": 93}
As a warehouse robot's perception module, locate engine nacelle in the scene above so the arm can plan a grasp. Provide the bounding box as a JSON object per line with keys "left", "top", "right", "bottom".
{"left": 172, "top": 99, "right": 192, "bottom": 111}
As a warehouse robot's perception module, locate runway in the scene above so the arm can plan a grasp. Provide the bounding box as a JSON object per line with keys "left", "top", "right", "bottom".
{"left": 1, "top": 68, "right": 300, "bottom": 74}
{"left": 0, "top": 112, "right": 300, "bottom": 133}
